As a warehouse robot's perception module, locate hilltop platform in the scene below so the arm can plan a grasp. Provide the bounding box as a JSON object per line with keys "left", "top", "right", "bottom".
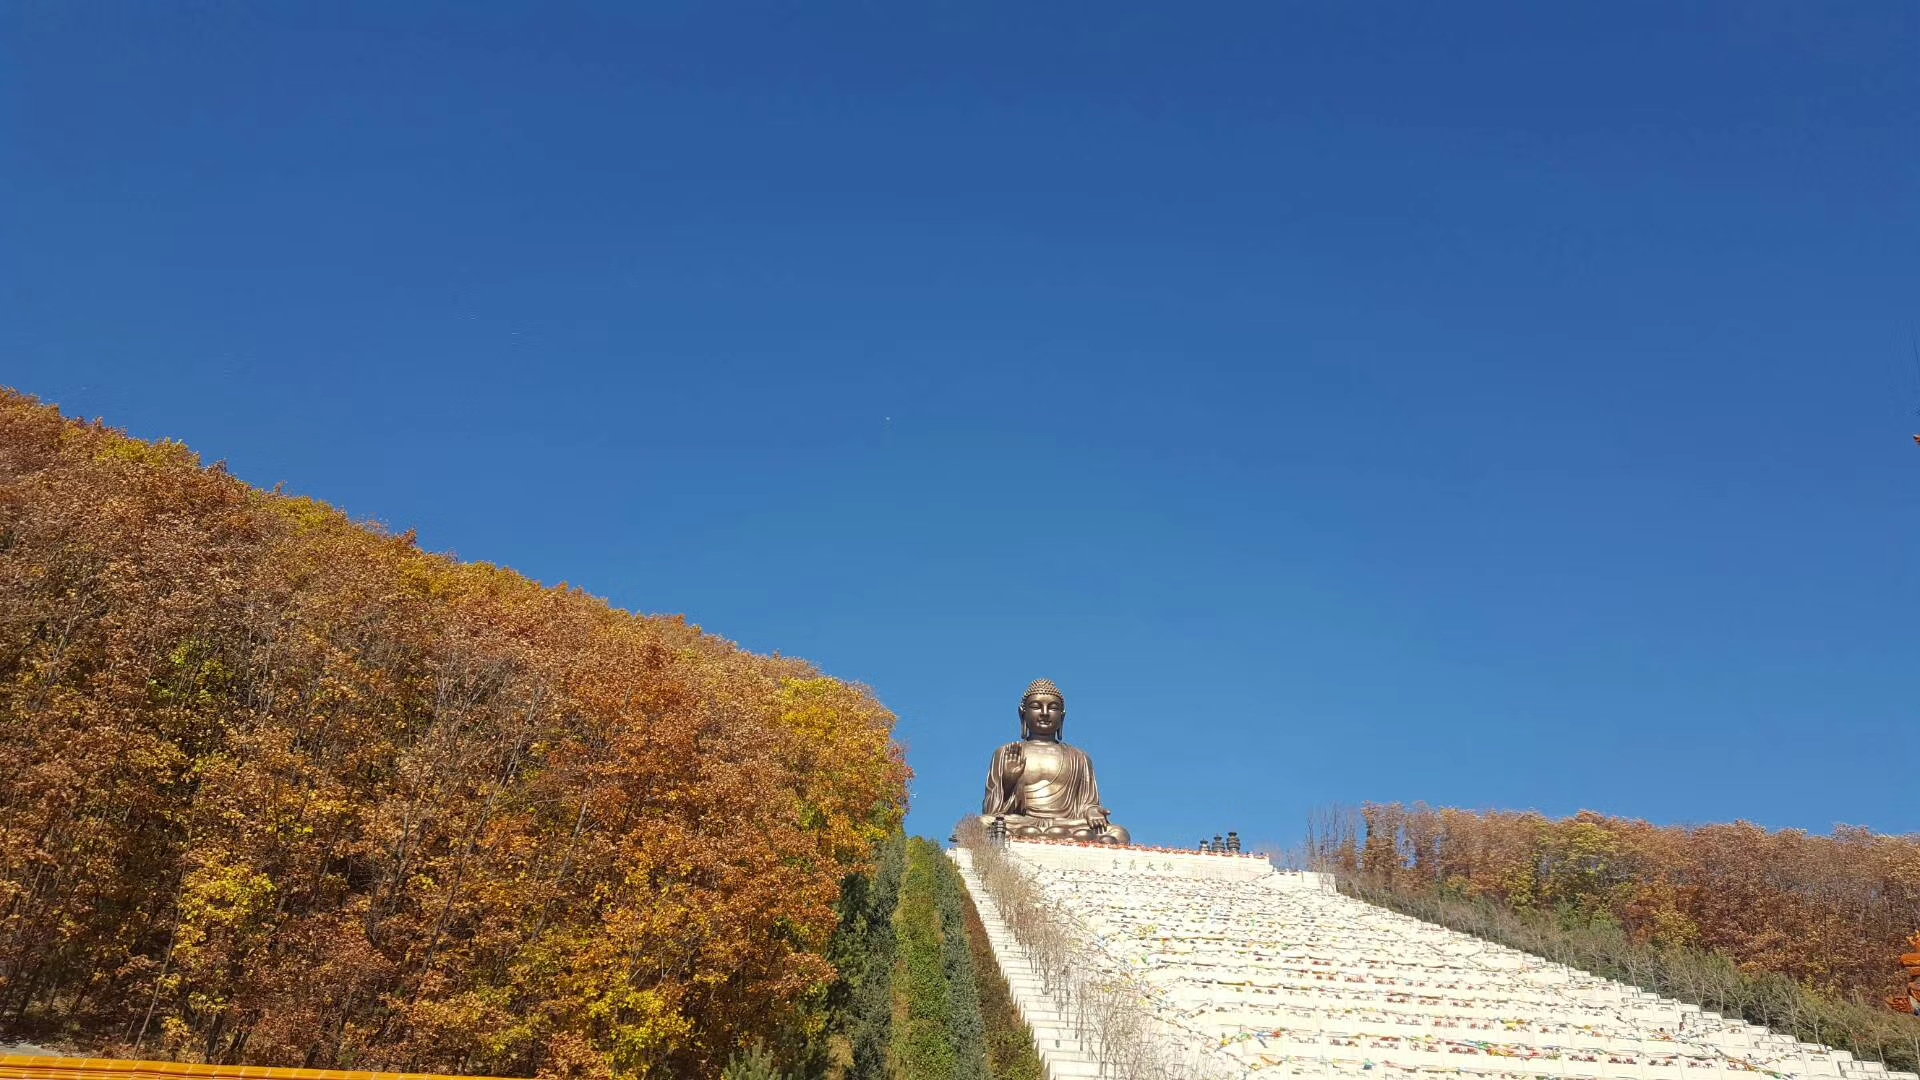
{"left": 995, "top": 836, "right": 1331, "bottom": 886}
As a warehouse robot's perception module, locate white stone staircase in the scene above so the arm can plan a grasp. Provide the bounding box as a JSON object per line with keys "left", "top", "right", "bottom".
{"left": 955, "top": 856, "right": 1106, "bottom": 1078}
{"left": 953, "top": 841, "right": 1919, "bottom": 1080}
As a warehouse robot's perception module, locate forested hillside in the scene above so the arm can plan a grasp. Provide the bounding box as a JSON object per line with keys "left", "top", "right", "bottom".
{"left": 0, "top": 392, "right": 910, "bottom": 1079}
{"left": 1311, "top": 804, "right": 1920, "bottom": 1065}
{"left": 1314, "top": 804, "right": 1920, "bottom": 999}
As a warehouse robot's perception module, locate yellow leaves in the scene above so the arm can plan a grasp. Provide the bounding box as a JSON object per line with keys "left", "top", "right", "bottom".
{"left": 586, "top": 984, "right": 695, "bottom": 1080}
{"left": 262, "top": 493, "right": 351, "bottom": 535}
{"left": 168, "top": 856, "right": 280, "bottom": 1007}
{"left": 178, "top": 859, "right": 277, "bottom": 929}
{"left": 402, "top": 986, "right": 534, "bottom": 1063}
{"left": 773, "top": 676, "right": 909, "bottom": 864}
{"left": 1625, "top": 882, "right": 1701, "bottom": 952}
{"left": 158, "top": 1017, "right": 194, "bottom": 1055}
{"left": 74, "top": 427, "right": 203, "bottom": 469}
{"left": 777, "top": 677, "right": 849, "bottom": 740}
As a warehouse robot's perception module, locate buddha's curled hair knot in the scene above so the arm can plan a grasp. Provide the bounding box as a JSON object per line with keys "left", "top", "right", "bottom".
{"left": 1023, "top": 678, "right": 1062, "bottom": 702}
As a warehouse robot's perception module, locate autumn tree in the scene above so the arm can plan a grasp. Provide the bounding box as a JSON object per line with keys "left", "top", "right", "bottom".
{"left": 0, "top": 391, "right": 910, "bottom": 1079}
{"left": 1311, "top": 802, "right": 1920, "bottom": 1012}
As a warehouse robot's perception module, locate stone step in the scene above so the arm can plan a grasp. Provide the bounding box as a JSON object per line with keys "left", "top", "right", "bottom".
{"left": 953, "top": 843, "right": 1890, "bottom": 1080}
{"left": 954, "top": 861, "right": 1115, "bottom": 1080}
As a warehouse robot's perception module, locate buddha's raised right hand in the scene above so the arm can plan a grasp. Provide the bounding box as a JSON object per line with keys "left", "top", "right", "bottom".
{"left": 1000, "top": 743, "right": 1025, "bottom": 780}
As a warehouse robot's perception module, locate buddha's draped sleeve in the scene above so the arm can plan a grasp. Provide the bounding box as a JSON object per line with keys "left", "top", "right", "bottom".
{"left": 1071, "top": 744, "right": 1103, "bottom": 818}
{"left": 982, "top": 745, "right": 1019, "bottom": 815}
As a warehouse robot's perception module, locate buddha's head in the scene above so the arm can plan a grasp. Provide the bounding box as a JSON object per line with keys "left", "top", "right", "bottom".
{"left": 1019, "top": 678, "right": 1065, "bottom": 741}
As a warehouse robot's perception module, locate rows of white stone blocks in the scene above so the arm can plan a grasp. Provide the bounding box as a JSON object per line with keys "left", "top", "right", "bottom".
{"left": 955, "top": 841, "right": 1920, "bottom": 1080}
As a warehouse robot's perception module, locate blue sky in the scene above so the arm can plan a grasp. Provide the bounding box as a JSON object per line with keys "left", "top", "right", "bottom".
{"left": 4, "top": 3, "right": 1916, "bottom": 850}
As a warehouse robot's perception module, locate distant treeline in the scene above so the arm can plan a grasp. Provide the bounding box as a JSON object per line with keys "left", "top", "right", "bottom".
{"left": 1310, "top": 803, "right": 1920, "bottom": 1053}
{"left": 0, "top": 392, "right": 909, "bottom": 1079}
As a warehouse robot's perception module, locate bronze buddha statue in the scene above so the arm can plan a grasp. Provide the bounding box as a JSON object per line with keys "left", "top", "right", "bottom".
{"left": 979, "top": 678, "right": 1131, "bottom": 845}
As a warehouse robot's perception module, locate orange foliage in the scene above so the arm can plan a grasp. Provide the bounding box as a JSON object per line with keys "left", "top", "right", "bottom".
{"left": 0, "top": 393, "right": 909, "bottom": 1078}
{"left": 1892, "top": 934, "right": 1920, "bottom": 1015}
{"left": 1312, "top": 803, "right": 1920, "bottom": 1009}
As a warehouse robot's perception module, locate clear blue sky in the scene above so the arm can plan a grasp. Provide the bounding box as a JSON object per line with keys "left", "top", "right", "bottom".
{"left": 5, "top": 3, "right": 1916, "bottom": 850}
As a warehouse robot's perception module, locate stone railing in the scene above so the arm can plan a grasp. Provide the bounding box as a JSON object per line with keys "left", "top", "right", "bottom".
{"left": 955, "top": 821, "right": 1241, "bottom": 1080}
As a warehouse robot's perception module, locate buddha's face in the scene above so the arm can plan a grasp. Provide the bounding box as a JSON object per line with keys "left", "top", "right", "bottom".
{"left": 1020, "top": 692, "right": 1065, "bottom": 740}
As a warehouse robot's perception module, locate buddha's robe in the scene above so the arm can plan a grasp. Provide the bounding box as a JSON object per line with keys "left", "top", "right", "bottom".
{"left": 980, "top": 738, "right": 1128, "bottom": 843}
